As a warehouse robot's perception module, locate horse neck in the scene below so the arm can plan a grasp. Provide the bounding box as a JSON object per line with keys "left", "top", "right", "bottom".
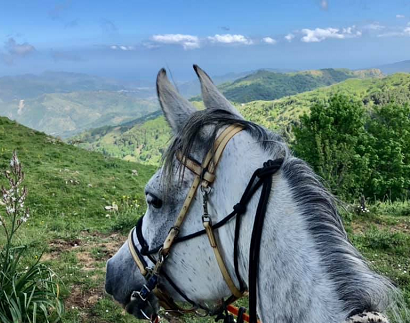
{"left": 212, "top": 134, "right": 348, "bottom": 323}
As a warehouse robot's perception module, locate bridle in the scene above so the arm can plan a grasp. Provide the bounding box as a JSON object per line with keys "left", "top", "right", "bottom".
{"left": 127, "top": 124, "right": 284, "bottom": 323}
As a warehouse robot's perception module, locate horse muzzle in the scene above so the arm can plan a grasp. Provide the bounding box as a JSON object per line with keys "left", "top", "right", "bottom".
{"left": 106, "top": 243, "right": 160, "bottom": 320}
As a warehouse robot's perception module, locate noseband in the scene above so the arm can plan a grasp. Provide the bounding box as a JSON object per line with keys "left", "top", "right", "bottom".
{"left": 128, "top": 124, "right": 284, "bottom": 323}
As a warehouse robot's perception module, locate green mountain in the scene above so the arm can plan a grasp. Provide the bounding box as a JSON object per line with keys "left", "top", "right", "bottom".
{"left": 73, "top": 73, "right": 410, "bottom": 165}
{"left": 191, "top": 68, "right": 383, "bottom": 103}
{"left": 177, "top": 68, "right": 295, "bottom": 98}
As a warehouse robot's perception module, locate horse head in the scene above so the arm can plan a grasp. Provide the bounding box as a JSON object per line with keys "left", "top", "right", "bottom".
{"left": 106, "top": 66, "right": 400, "bottom": 323}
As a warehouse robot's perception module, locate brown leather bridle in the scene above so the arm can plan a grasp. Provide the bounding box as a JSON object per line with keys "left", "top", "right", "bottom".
{"left": 128, "top": 124, "right": 245, "bottom": 320}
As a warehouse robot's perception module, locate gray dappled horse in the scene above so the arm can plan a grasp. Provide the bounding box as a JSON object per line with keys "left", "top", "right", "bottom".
{"left": 105, "top": 65, "right": 401, "bottom": 323}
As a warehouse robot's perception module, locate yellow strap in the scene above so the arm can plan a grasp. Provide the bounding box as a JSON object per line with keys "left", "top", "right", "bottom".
{"left": 203, "top": 219, "right": 243, "bottom": 298}
{"left": 162, "top": 125, "right": 244, "bottom": 256}
{"left": 201, "top": 125, "right": 244, "bottom": 188}
{"left": 130, "top": 124, "right": 245, "bottom": 307}
{"left": 128, "top": 229, "right": 148, "bottom": 276}
{"left": 176, "top": 152, "right": 216, "bottom": 184}
{"left": 162, "top": 175, "right": 202, "bottom": 255}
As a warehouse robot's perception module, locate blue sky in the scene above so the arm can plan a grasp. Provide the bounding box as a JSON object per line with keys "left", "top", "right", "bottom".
{"left": 0, "top": 0, "right": 410, "bottom": 81}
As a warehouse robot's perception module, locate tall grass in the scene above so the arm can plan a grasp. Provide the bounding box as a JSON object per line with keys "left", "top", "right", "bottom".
{"left": 0, "top": 151, "right": 64, "bottom": 322}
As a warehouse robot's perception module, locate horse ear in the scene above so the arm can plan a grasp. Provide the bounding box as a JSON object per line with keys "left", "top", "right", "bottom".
{"left": 156, "top": 68, "right": 196, "bottom": 133}
{"left": 193, "top": 65, "right": 243, "bottom": 118}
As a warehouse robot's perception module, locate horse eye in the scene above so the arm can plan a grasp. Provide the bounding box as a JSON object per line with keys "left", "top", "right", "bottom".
{"left": 147, "top": 193, "right": 163, "bottom": 209}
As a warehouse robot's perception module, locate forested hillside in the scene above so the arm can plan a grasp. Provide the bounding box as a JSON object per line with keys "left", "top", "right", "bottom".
{"left": 74, "top": 73, "right": 410, "bottom": 165}
{"left": 191, "top": 68, "right": 383, "bottom": 103}
{"left": 241, "top": 72, "right": 410, "bottom": 133}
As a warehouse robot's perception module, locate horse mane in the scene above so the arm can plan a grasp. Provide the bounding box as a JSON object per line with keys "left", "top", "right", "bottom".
{"left": 162, "top": 108, "right": 402, "bottom": 319}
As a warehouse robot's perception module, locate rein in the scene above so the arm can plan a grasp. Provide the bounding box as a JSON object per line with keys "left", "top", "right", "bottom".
{"left": 128, "top": 124, "right": 284, "bottom": 323}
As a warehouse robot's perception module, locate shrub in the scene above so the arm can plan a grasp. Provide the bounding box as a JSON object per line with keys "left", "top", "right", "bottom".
{"left": 0, "top": 151, "right": 64, "bottom": 322}
{"left": 292, "top": 94, "right": 370, "bottom": 199}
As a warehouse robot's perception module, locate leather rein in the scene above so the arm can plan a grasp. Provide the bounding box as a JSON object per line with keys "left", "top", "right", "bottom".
{"left": 127, "top": 124, "right": 284, "bottom": 323}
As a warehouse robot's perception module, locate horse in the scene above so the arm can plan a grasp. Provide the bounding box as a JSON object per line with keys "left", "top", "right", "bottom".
{"left": 105, "top": 65, "right": 402, "bottom": 323}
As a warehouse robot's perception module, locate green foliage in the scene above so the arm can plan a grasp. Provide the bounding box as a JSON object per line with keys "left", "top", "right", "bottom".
{"left": 370, "top": 200, "right": 410, "bottom": 217}
{"left": 366, "top": 103, "right": 410, "bottom": 200}
{"left": 293, "top": 95, "right": 410, "bottom": 201}
{"left": 293, "top": 95, "right": 370, "bottom": 198}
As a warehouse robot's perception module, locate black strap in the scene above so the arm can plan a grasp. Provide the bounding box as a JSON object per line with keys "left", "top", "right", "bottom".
{"left": 132, "top": 158, "right": 284, "bottom": 322}
{"left": 131, "top": 227, "right": 204, "bottom": 310}
{"left": 237, "top": 307, "right": 247, "bottom": 323}
{"left": 248, "top": 160, "right": 281, "bottom": 323}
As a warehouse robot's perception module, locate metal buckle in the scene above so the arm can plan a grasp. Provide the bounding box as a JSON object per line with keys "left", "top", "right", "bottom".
{"left": 200, "top": 185, "right": 212, "bottom": 194}
{"left": 202, "top": 214, "right": 211, "bottom": 223}
{"left": 132, "top": 284, "right": 150, "bottom": 302}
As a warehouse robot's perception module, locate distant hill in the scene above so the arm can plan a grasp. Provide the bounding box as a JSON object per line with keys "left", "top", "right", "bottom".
{"left": 73, "top": 73, "right": 410, "bottom": 165}
{"left": 191, "top": 68, "right": 383, "bottom": 103}
{"left": 0, "top": 71, "right": 125, "bottom": 102}
{"left": 72, "top": 111, "right": 170, "bottom": 165}
{"left": 0, "top": 71, "right": 159, "bottom": 137}
{"left": 177, "top": 68, "right": 295, "bottom": 98}
{"left": 375, "top": 60, "right": 410, "bottom": 75}
{"left": 0, "top": 91, "right": 159, "bottom": 138}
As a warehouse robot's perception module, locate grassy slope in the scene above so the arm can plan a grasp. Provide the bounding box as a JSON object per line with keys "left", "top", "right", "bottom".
{"left": 0, "top": 117, "right": 409, "bottom": 322}
{"left": 74, "top": 73, "right": 410, "bottom": 166}
{"left": 0, "top": 117, "right": 157, "bottom": 322}
{"left": 191, "top": 68, "right": 383, "bottom": 103}
{"left": 0, "top": 117, "right": 155, "bottom": 220}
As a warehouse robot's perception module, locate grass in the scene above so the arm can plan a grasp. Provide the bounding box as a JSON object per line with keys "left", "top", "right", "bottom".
{"left": 1, "top": 116, "right": 410, "bottom": 322}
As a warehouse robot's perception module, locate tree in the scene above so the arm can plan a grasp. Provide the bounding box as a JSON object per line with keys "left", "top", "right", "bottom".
{"left": 292, "top": 95, "right": 370, "bottom": 199}
{"left": 365, "top": 103, "right": 410, "bottom": 200}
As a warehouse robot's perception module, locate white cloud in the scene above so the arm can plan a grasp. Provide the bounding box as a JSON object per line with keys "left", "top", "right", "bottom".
{"left": 208, "top": 34, "right": 253, "bottom": 45}
{"left": 5, "top": 38, "right": 35, "bottom": 56}
{"left": 152, "top": 34, "right": 200, "bottom": 50}
{"left": 363, "top": 23, "right": 385, "bottom": 31}
{"left": 1, "top": 37, "right": 36, "bottom": 65}
{"left": 377, "top": 31, "right": 403, "bottom": 38}
{"left": 262, "top": 37, "right": 277, "bottom": 44}
{"left": 301, "top": 26, "right": 361, "bottom": 42}
{"left": 110, "top": 45, "right": 135, "bottom": 51}
{"left": 396, "top": 14, "right": 405, "bottom": 19}
{"left": 378, "top": 26, "right": 410, "bottom": 37}
{"left": 321, "top": 0, "right": 328, "bottom": 10}
{"left": 284, "top": 33, "right": 295, "bottom": 42}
